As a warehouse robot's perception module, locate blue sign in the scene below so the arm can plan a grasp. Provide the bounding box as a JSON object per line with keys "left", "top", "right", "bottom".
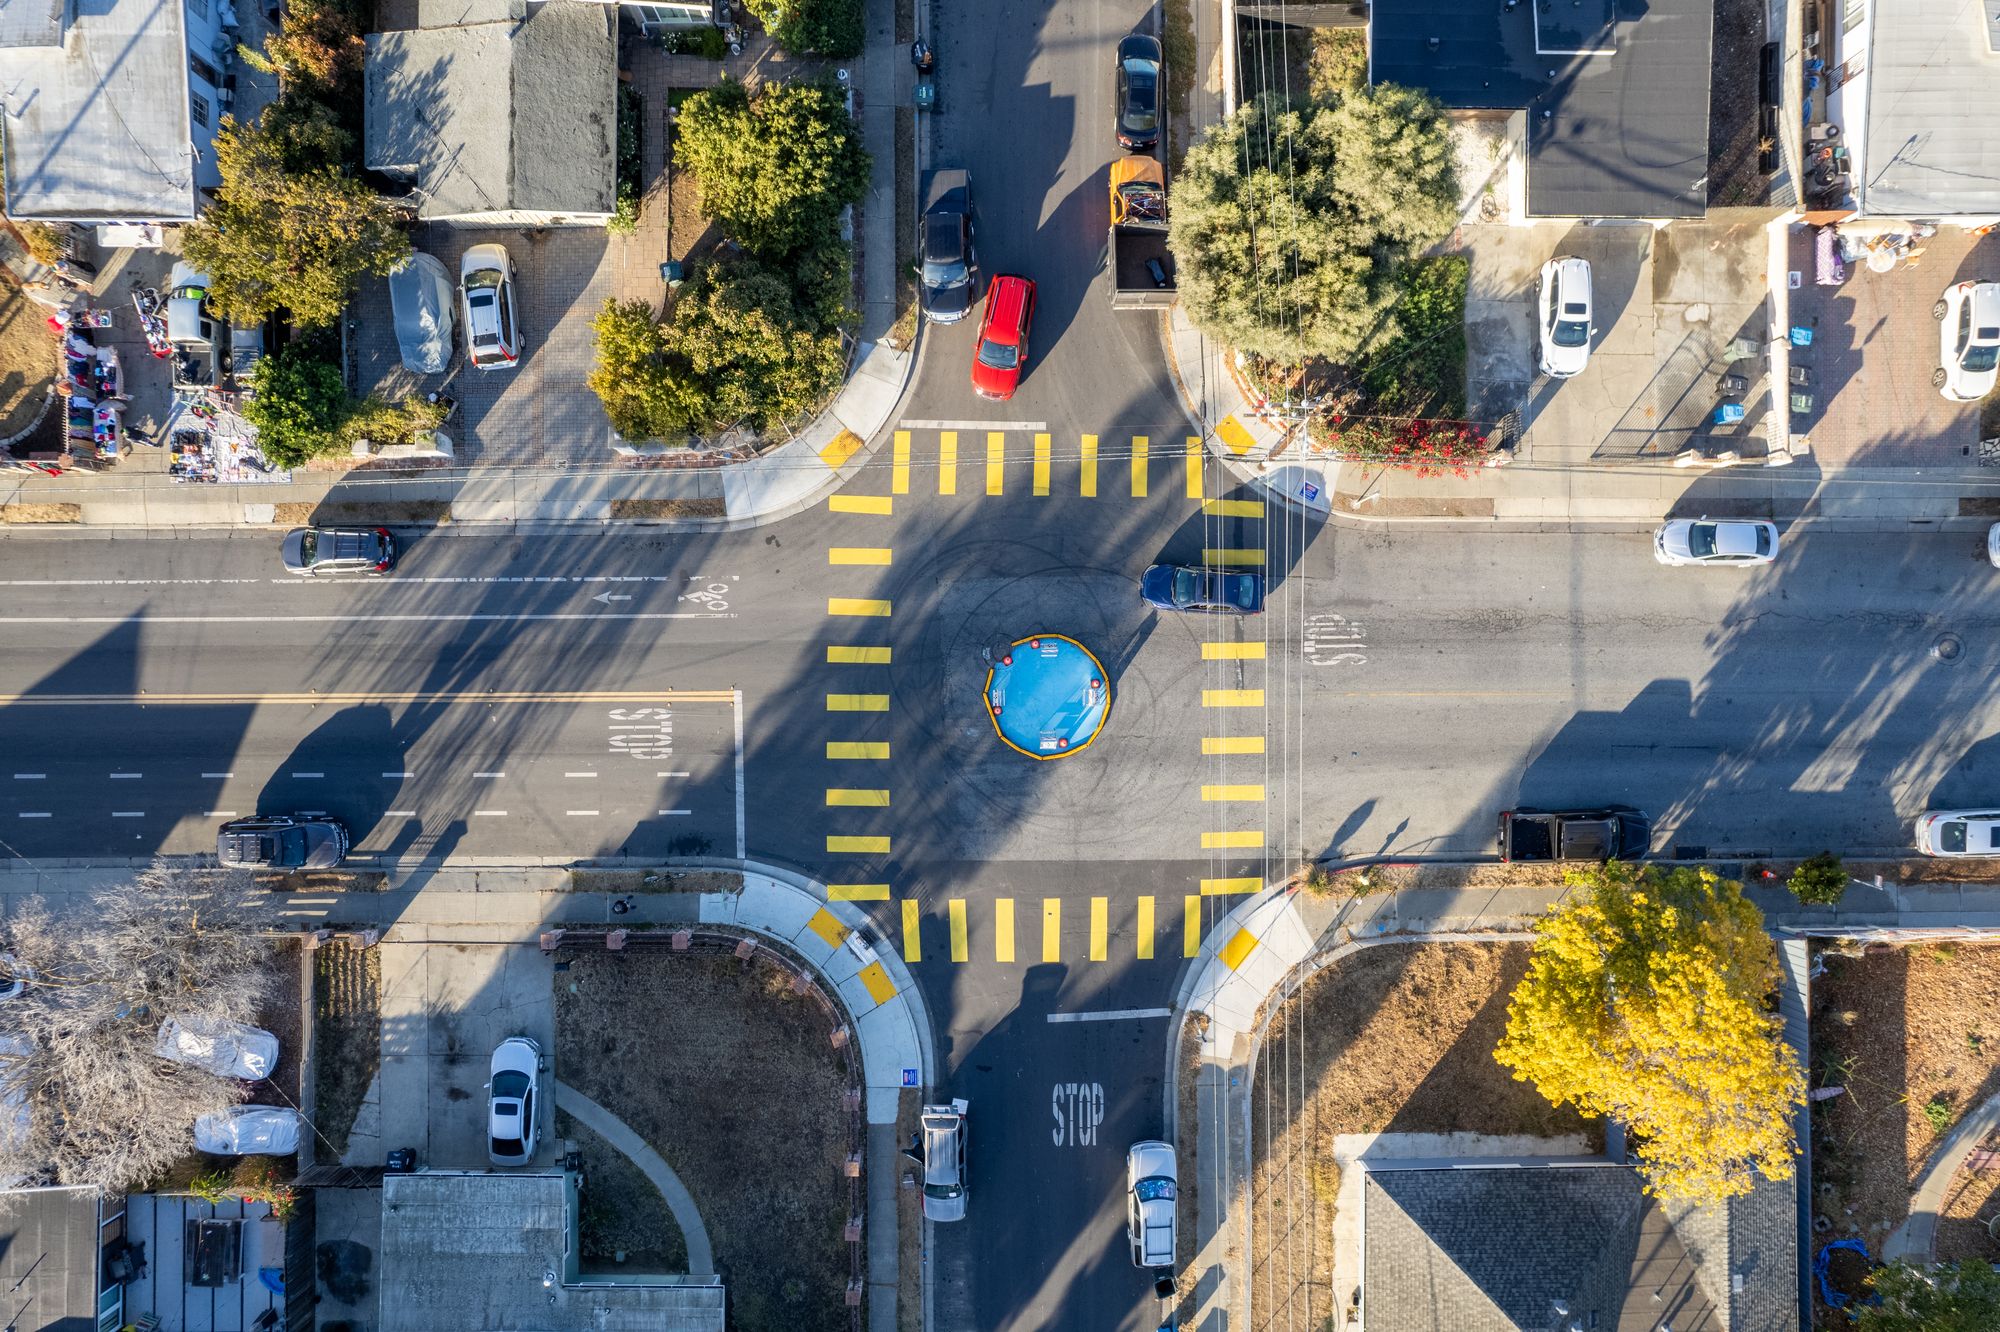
{"left": 1299, "top": 481, "right": 1321, "bottom": 502}
{"left": 901, "top": 1068, "right": 919, "bottom": 1088}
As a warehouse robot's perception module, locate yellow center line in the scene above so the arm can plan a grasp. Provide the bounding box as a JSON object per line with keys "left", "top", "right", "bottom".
{"left": 826, "top": 693, "right": 890, "bottom": 712}
{"left": 1202, "top": 641, "right": 1265, "bottom": 660}
{"left": 1201, "top": 830, "right": 1264, "bottom": 849}
{"left": 826, "top": 741, "right": 890, "bottom": 759}
{"left": 949, "top": 898, "right": 969, "bottom": 963}
{"left": 902, "top": 899, "right": 921, "bottom": 962}
{"left": 1136, "top": 896, "right": 1154, "bottom": 960}
{"left": 1201, "top": 784, "right": 1265, "bottom": 802}
{"left": 1185, "top": 437, "right": 1203, "bottom": 500}
{"left": 827, "top": 598, "right": 892, "bottom": 617}
{"left": 1202, "top": 689, "right": 1265, "bottom": 708}
{"left": 1089, "top": 897, "right": 1108, "bottom": 961}
{"left": 827, "top": 834, "right": 890, "bottom": 854}
{"left": 1033, "top": 432, "right": 1051, "bottom": 495}
{"left": 828, "top": 883, "right": 889, "bottom": 901}
{"left": 827, "top": 646, "right": 892, "bottom": 665}
{"left": 939, "top": 431, "right": 957, "bottom": 495}
{"left": 829, "top": 494, "right": 893, "bottom": 515}
{"left": 825, "top": 788, "right": 890, "bottom": 807}
{"left": 1080, "top": 434, "right": 1098, "bottom": 496}
{"left": 987, "top": 432, "right": 1005, "bottom": 494}
{"left": 1131, "top": 435, "right": 1149, "bottom": 496}
{"left": 995, "top": 898, "right": 1015, "bottom": 963}
{"left": 1042, "top": 897, "right": 1061, "bottom": 963}
{"left": 828, "top": 547, "right": 893, "bottom": 566}
{"left": 1202, "top": 498, "right": 1263, "bottom": 518}
{"left": 1204, "top": 548, "right": 1265, "bottom": 566}
{"left": 1203, "top": 736, "right": 1266, "bottom": 755}
{"left": 892, "top": 430, "right": 911, "bottom": 494}
{"left": 1183, "top": 895, "right": 1202, "bottom": 957}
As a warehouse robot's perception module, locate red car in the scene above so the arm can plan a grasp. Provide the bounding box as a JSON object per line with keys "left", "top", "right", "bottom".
{"left": 971, "top": 275, "right": 1036, "bottom": 400}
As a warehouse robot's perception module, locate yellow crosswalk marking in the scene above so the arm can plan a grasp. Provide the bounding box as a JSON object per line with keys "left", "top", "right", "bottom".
{"left": 1203, "top": 689, "right": 1265, "bottom": 708}
{"left": 827, "top": 835, "right": 890, "bottom": 854}
{"left": 828, "top": 598, "right": 892, "bottom": 617}
{"left": 859, "top": 961, "right": 897, "bottom": 1004}
{"left": 1202, "top": 498, "right": 1263, "bottom": 518}
{"left": 828, "top": 883, "right": 890, "bottom": 901}
{"left": 892, "top": 430, "right": 911, "bottom": 494}
{"left": 1185, "top": 437, "right": 1203, "bottom": 499}
{"left": 940, "top": 431, "right": 957, "bottom": 494}
{"left": 1184, "top": 895, "right": 1202, "bottom": 957}
{"left": 826, "top": 788, "right": 890, "bottom": 807}
{"left": 1205, "top": 548, "right": 1265, "bottom": 566}
{"left": 826, "top": 693, "right": 890, "bottom": 712}
{"left": 1042, "top": 898, "right": 1061, "bottom": 963}
{"left": 1201, "top": 784, "right": 1265, "bottom": 802}
{"left": 1220, "top": 927, "right": 1260, "bottom": 970}
{"left": 1081, "top": 434, "right": 1098, "bottom": 496}
{"left": 829, "top": 547, "right": 893, "bottom": 566}
{"left": 826, "top": 741, "right": 889, "bottom": 759}
{"left": 1203, "top": 642, "right": 1265, "bottom": 660}
{"left": 1204, "top": 735, "right": 1266, "bottom": 755}
{"left": 829, "top": 494, "right": 893, "bottom": 515}
{"left": 1033, "top": 433, "right": 1051, "bottom": 495}
{"left": 1202, "top": 876, "right": 1262, "bottom": 895}
{"left": 902, "top": 900, "right": 921, "bottom": 962}
{"left": 949, "top": 898, "right": 968, "bottom": 963}
{"left": 1201, "top": 830, "right": 1264, "bottom": 849}
{"left": 1131, "top": 435, "right": 1149, "bottom": 496}
{"left": 1090, "top": 897, "right": 1108, "bottom": 961}
{"left": 1217, "top": 414, "right": 1258, "bottom": 456}
{"left": 820, "top": 429, "right": 864, "bottom": 468}
{"left": 807, "top": 908, "right": 849, "bottom": 947}
{"left": 987, "top": 432, "right": 1005, "bottom": 494}
{"left": 827, "top": 646, "right": 891, "bottom": 664}
{"left": 995, "top": 898, "right": 1015, "bottom": 963}
{"left": 1136, "top": 896, "right": 1154, "bottom": 960}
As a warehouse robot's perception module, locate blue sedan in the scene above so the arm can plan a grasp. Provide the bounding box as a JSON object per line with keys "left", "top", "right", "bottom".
{"left": 1140, "top": 563, "right": 1264, "bottom": 615}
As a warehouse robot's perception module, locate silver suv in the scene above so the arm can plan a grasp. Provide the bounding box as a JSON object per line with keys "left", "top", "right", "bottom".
{"left": 216, "top": 815, "right": 349, "bottom": 869}
{"left": 281, "top": 526, "right": 395, "bottom": 576}
{"left": 918, "top": 1099, "right": 968, "bottom": 1222}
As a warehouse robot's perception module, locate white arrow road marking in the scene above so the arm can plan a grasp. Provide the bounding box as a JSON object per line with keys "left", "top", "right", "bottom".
{"left": 591, "top": 591, "right": 633, "bottom": 604}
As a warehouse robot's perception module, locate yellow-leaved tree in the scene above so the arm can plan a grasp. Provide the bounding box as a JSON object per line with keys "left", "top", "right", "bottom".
{"left": 1493, "top": 862, "right": 1805, "bottom": 1203}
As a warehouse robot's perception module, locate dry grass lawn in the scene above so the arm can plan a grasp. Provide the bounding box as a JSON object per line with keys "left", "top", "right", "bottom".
{"left": 0, "top": 503, "right": 79, "bottom": 524}
{"left": 556, "top": 1109, "right": 689, "bottom": 1274}
{"left": 0, "top": 282, "right": 55, "bottom": 438}
{"left": 312, "top": 941, "right": 381, "bottom": 1158}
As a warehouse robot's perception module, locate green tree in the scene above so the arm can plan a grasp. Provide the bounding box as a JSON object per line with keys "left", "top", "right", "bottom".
{"left": 1857, "top": 1259, "right": 2000, "bottom": 1332}
{"left": 742, "top": 0, "right": 862, "bottom": 57}
{"left": 664, "top": 259, "right": 847, "bottom": 429}
{"left": 1493, "top": 863, "right": 1806, "bottom": 1203}
{"left": 673, "top": 78, "right": 869, "bottom": 259}
{"left": 1787, "top": 852, "right": 1847, "bottom": 906}
{"left": 241, "top": 344, "right": 351, "bottom": 467}
{"left": 1169, "top": 86, "right": 1457, "bottom": 363}
{"left": 587, "top": 300, "right": 701, "bottom": 442}
{"left": 182, "top": 113, "right": 409, "bottom": 327}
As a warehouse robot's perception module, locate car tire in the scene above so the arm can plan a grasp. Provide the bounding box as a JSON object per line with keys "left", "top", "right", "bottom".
{"left": 1935, "top": 300, "right": 1950, "bottom": 320}
{"left": 1934, "top": 367, "right": 1950, "bottom": 388}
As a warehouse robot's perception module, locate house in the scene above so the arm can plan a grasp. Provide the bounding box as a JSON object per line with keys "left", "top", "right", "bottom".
{"left": 364, "top": 0, "right": 618, "bottom": 225}
{"left": 1369, "top": 0, "right": 1713, "bottom": 220}
{"left": 1822, "top": 0, "right": 2000, "bottom": 221}
{"left": 575, "top": 0, "right": 720, "bottom": 34}
{"left": 376, "top": 1170, "right": 725, "bottom": 1332}
{"left": 0, "top": 0, "right": 235, "bottom": 223}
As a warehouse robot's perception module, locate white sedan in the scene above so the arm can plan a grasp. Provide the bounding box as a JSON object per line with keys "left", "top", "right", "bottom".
{"left": 1653, "top": 518, "right": 1778, "bottom": 567}
{"left": 1537, "top": 256, "right": 1594, "bottom": 378}
{"left": 487, "top": 1036, "right": 541, "bottom": 1166}
{"left": 1127, "top": 1140, "right": 1178, "bottom": 1273}
{"left": 1917, "top": 810, "right": 2000, "bottom": 857}
{"left": 1934, "top": 280, "right": 2000, "bottom": 401}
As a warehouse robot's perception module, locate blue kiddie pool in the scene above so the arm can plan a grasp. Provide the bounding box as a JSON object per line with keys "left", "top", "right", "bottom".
{"left": 984, "top": 634, "right": 1111, "bottom": 759}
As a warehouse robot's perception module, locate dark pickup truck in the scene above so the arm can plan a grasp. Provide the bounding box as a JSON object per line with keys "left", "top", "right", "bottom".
{"left": 1497, "top": 807, "right": 1650, "bottom": 862}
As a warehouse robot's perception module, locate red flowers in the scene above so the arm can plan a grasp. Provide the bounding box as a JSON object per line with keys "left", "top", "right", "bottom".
{"left": 1318, "top": 413, "right": 1490, "bottom": 479}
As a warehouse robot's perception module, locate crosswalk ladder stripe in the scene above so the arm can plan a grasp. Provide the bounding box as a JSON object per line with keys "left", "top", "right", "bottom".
{"left": 1202, "top": 642, "right": 1265, "bottom": 660}
{"left": 1131, "top": 436, "right": 1149, "bottom": 496}
{"left": 995, "top": 898, "right": 1015, "bottom": 962}
{"left": 1203, "top": 736, "right": 1266, "bottom": 755}
{"left": 1202, "top": 498, "right": 1263, "bottom": 518}
{"left": 949, "top": 898, "right": 968, "bottom": 963}
{"left": 826, "top": 693, "right": 890, "bottom": 712}
{"left": 826, "top": 741, "right": 890, "bottom": 759}
{"left": 1202, "top": 876, "right": 1263, "bottom": 896}
{"left": 828, "top": 547, "right": 893, "bottom": 566}
{"left": 1090, "top": 897, "right": 1108, "bottom": 961}
{"left": 825, "top": 788, "right": 890, "bottom": 807}
{"left": 1033, "top": 433, "right": 1051, "bottom": 495}
{"left": 828, "top": 883, "right": 890, "bottom": 901}
{"left": 1201, "top": 830, "right": 1264, "bottom": 849}
{"left": 902, "top": 900, "right": 921, "bottom": 962}
{"left": 829, "top": 494, "right": 893, "bottom": 515}
{"left": 828, "top": 597, "right": 892, "bottom": 617}
{"left": 987, "top": 432, "right": 1005, "bottom": 494}
{"left": 827, "top": 646, "right": 892, "bottom": 664}
{"left": 1204, "top": 548, "right": 1265, "bottom": 566}
{"left": 1081, "top": 434, "right": 1098, "bottom": 496}
{"left": 1202, "top": 784, "right": 1265, "bottom": 802}
{"left": 1043, "top": 897, "right": 1061, "bottom": 963}
{"left": 1136, "top": 896, "right": 1154, "bottom": 960}
{"left": 892, "top": 430, "right": 911, "bottom": 494}
{"left": 1185, "top": 437, "right": 1203, "bottom": 500}
{"left": 1202, "top": 689, "right": 1265, "bottom": 708}
{"left": 828, "top": 835, "right": 891, "bottom": 853}
{"left": 940, "top": 431, "right": 958, "bottom": 494}
{"left": 1184, "top": 895, "right": 1202, "bottom": 957}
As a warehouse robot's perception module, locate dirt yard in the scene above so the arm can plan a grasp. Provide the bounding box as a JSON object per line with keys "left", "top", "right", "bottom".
{"left": 554, "top": 946, "right": 856, "bottom": 1332}
{"left": 312, "top": 941, "right": 381, "bottom": 1157}
{"left": 250, "top": 941, "right": 305, "bottom": 1109}
{"left": 1248, "top": 942, "right": 1596, "bottom": 1332}
{"left": 0, "top": 281, "right": 55, "bottom": 439}
{"left": 556, "top": 1109, "right": 689, "bottom": 1274}
{"left": 1811, "top": 942, "right": 2000, "bottom": 1265}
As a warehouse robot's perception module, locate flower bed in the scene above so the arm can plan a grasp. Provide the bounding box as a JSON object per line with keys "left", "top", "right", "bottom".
{"left": 1317, "top": 414, "right": 1490, "bottom": 477}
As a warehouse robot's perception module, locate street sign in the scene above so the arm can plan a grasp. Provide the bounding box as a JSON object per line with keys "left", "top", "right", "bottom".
{"left": 901, "top": 1068, "right": 918, "bottom": 1088}
{"left": 1299, "top": 481, "right": 1321, "bottom": 502}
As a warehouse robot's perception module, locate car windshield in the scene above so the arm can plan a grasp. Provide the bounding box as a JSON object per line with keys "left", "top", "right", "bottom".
{"left": 298, "top": 531, "right": 318, "bottom": 563}
{"left": 492, "top": 1070, "right": 529, "bottom": 1097}
{"left": 1233, "top": 578, "right": 1258, "bottom": 608}
{"left": 1940, "top": 820, "right": 1968, "bottom": 853}
{"left": 1965, "top": 344, "right": 2000, "bottom": 373}
{"left": 1172, "top": 569, "right": 1199, "bottom": 604}
{"left": 490, "top": 1134, "right": 520, "bottom": 1155}
{"left": 922, "top": 1181, "right": 962, "bottom": 1200}
{"left": 465, "top": 268, "right": 503, "bottom": 292}
{"left": 1687, "top": 523, "right": 1719, "bottom": 557}
{"left": 1552, "top": 316, "right": 1590, "bottom": 348}
{"left": 977, "top": 338, "right": 1019, "bottom": 370}
{"left": 924, "top": 258, "right": 969, "bottom": 288}
{"left": 1135, "top": 1178, "right": 1175, "bottom": 1202}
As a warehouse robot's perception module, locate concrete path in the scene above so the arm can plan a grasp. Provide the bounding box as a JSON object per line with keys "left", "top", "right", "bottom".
{"left": 555, "top": 1078, "right": 716, "bottom": 1276}
{"left": 1883, "top": 1087, "right": 2000, "bottom": 1262}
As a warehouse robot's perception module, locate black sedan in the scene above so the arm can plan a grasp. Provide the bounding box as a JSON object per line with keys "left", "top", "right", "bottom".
{"left": 1116, "top": 34, "right": 1163, "bottom": 151}
{"left": 1140, "top": 563, "right": 1264, "bottom": 615}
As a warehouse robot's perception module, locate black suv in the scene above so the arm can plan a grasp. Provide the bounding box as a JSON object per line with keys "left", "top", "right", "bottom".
{"left": 217, "top": 815, "right": 350, "bottom": 869}
{"left": 280, "top": 526, "right": 396, "bottom": 576}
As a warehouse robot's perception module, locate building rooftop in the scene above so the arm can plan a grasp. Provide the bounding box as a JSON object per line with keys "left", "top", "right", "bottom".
{"left": 1858, "top": 0, "right": 2000, "bottom": 216}
{"left": 0, "top": 1186, "right": 100, "bottom": 1332}
{"left": 1369, "top": 0, "right": 1712, "bottom": 218}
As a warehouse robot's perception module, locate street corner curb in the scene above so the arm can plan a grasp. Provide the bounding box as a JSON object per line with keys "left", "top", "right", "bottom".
{"left": 1174, "top": 884, "right": 1317, "bottom": 1046}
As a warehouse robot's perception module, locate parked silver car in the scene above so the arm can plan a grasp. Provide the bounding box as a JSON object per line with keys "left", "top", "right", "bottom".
{"left": 461, "top": 243, "right": 522, "bottom": 370}
{"left": 919, "top": 1099, "right": 968, "bottom": 1221}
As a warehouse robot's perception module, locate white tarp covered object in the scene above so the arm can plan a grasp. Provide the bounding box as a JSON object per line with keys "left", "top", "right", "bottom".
{"left": 387, "top": 252, "right": 456, "bottom": 374}
{"left": 194, "top": 1107, "right": 302, "bottom": 1156}
{"left": 156, "top": 1018, "right": 279, "bottom": 1081}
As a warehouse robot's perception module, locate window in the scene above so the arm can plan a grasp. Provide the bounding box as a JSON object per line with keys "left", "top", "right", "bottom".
{"left": 190, "top": 92, "right": 210, "bottom": 128}
{"left": 190, "top": 52, "right": 219, "bottom": 88}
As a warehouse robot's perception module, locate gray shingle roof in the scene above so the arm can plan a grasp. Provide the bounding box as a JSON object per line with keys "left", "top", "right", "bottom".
{"left": 0, "top": 1186, "right": 100, "bottom": 1332}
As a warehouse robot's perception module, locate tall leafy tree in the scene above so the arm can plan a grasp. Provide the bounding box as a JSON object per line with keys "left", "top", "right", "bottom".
{"left": 241, "top": 343, "right": 352, "bottom": 467}
{"left": 663, "top": 259, "right": 848, "bottom": 429}
{"left": 1493, "top": 863, "right": 1806, "bottom": 1203}
{"left": 588, "top": 300, "right": 701, "bottom": 442}
{"left": 1857, "top": 1260, "right": 2000, "bottom": 1332}
{"left": 672, "top": 78, "right": 869, "bottom": 260}
{"left": 1169, "top": 86, "right": 1457, "bottom": 363}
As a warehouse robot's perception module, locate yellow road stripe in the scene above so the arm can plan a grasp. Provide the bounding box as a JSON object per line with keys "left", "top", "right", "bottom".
{"left": 995, "top": 898, "right": 1015, "bottom": 963}
{"left": 902, "top": 900, "right": 921, "bottom": 962}
{"left": 949, "top": 898, "right": 968, "bottom": 963}
{"left": 829, "top": 494, "right": 893, "bottom": 515}
{"left": 1202, "top": 876, "right": 1262, "bottom": 896}
{"left": 1202, "top": 498, "right": 1263, "bottom": 517}
{"left": 1042, "top": 898, "right": 1061, "bottom": 963}
{"left": 825, "top": 789, "right": 890, "bottom": 807}
{"left": 820, "top": 429, "right": 864, "bottom": 468}
{"left": 1089, "top": 897, "right": 1107, "bottom": 961}
{"left": 987, "top": 432, "right": 1005, "bottom": 494}
{"left": 1184, "top": 895, "right": 1201, "bottom": 957}
{"left": 828, "top": 883, "right": 890, "bottom": 901}
{"left": 1202, "top": 641, "right": 1265, "bottom": 660}
{"left": 828, "top": 547, "right": 893, "bottom": 566}
{"left": 1203, "top": 736, "right": 1266, "bottom": 755}
{"left": 827, "top": 835, "right": 890, "bottom": 854}
{"left": 806, "top": 907, "right": 849, "bottom": 947}
{"left": 1033, "top": 433, "right": 1051, "bottom": 495}
{"left": 826, "top": 693, "right": 890, "bottom": 712}
{"left": 826, "top": 741, "right": 889, "bottom": 759}
{"left": 1080, "top": 434, "right": 1098, "bottom": 496}
{"left": 1202, "top": 784, "right": 1265, "bottom": 802}
{"left": 858, "top": 961, "right": 897, "bottom": 1005}
{"left": 1205, "top": 548, "right": 1265, "bottom": 566}
{"left": 1220, "top": 927, "right": 1260, "bottom": 970}
{"left": 1185, "top": 437, "right": 1203, "bottom": 499}
{"left": 1136, "top": 896, "right": 1154, "bottom": 960}
{"left": 1201, "top": 830, "right": 1264, "bottom": 849}
{"left": 10, "top": 690, "right": 738, "bottom": 706}
{"left": 827, "top": 646, "right": 891, "bottom": 665}
{"left": 1217, "top": 414, "right": 1258, "bottom": 456}
{"left": 1203, "top": 689, "right": 1265, "bottom": 708}
{"left": 892, "top": 430, "right": 911, "bottom": 494}
{"left": 939, "top": 431, "right": 957, "bottom": 494}
{"left": 827, "top": 598, "right": 892, "bottom": 617}
{"left": 1131, "top": 435, "right": 1149, "bottom": 496}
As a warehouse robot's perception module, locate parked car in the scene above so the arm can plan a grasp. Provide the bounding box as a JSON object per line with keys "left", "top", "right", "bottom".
{"left": 1498, "top": 807, "right": 1650, "bottom": 862}
{"left": 155, "top": 1018, "right": 279, "bottom": 1081}
{"left": 460, "top": 243, "right": 521, "bottom": 369}
{"left": 1652, "top": 518, "right": 1779, "bottom": 567}
{"left": 1140, "top": 563, "right": 1265, "bottom": 615}
{"left": 216, "top": 815, "right": 349, "bottom": 870}
{"left": 280, "top": 525, "right": 396, "bottom": 576}
{"left": 389, "top": 252, "right": 457, "bottom": 374}
{"left": 1935, "top": 280, "right": 2000, "bottom": 401}
{"left": 1537, "top": 256, "right": 1594, "bottom": 378}
{"left": 1126, "top": 1140, "right": 1178, "bottom": 1274}
{"left": 1988, "top": 522, "right": 2000, "bottom": 569}
{"left": 194, "top": 1106, "right": 302, "bottom": 1156}
{"left": 487, "top": 1036, "right": 541, "bottom": 1166}
{"left": 919, "top": 168, "right": 979, "bottom": 323}
{"left": 1115, "top": 34, "right": 1163, "bottom": 151}
{"left": 1917, "top": 809, "right": 2000, "bottom": 857}
{"left": 919, "top": 1099, "right": 968, "bottom": 1222}
{"left": 971, "top": 275, "right": 1036, "bottom": 400}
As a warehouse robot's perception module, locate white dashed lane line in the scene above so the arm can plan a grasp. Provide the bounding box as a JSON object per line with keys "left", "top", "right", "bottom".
{"left": 293, "top": 772, "right": 324, "bottom": 779}
{"left": 17, "top": 813, "right": 48, "bottom": 819}
{"left": 111, "top": 811, "right": 144, "bottom": 818}
{"left": 474, "top": 771, "right": 506, "bottom": 778}
{"left": 566, "top": 810, "right": 601, "bottom": 817}
{"left": 473, "top": 810, "right": 508, "bottom": 817}
{"left": 109, "top": 772, "right": 142, "bottom": 779}
{"left": 13, "top": 774, "right": 42, "bottom": 780}
{"left": 565, "top": 772, "right": 597, "bottom": 778}
{"left": 383, "top": 771, "right": 415, "bottom": 778}
{"left": 208, "top": 811, "right": 238, "bottom": 818}
{"left": 202, "top": 772, "right": 233, "bottom": 779}
{"left": 658, "top": 809, "right": 691, "bottom": 816}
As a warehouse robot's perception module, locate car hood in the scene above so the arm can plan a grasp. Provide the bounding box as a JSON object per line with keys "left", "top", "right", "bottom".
{"left": 280, "top": 528, "right": 309, "bottom": 571}
{"left": 1139, "top": 565, "right": 1175, "bottom": 604}
{"left": 925, "top": 281, "right": 973, "bottom": 320}
{"left": 299, "top": 822, "right": 346, "bottom": 867}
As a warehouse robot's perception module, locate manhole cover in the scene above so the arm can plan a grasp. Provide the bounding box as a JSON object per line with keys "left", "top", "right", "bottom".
{"left": 1934, "top": 633, "right": 1964, "bottom": 661}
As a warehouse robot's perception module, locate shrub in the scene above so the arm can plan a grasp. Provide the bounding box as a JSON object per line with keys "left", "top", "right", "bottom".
{"left": 242, "top": 344, "right": 351, "bottom": 467}
{"left": 743, "top": 0, "right": 862, "bottom": 57}
{"left": 1786, "top": 852, "right": 1847, "bottom": 906}
{"left": 1318, "top": 415, "right": 1489, "bottom": 477}
{"left": 673, "top": 77, "right": 869, "bottom": 260}
{"left": 1359, "top": 255, "right": 1468, "bottom": 417}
